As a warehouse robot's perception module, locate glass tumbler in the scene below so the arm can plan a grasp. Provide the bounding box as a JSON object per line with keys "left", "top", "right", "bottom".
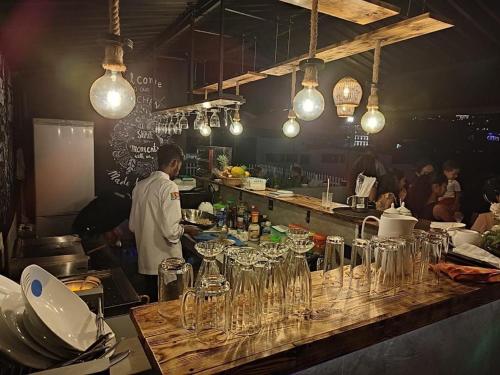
{"left": 194, "top": 240, "right": 224, "bottom": 287}
{"left": 223, "top": 246, "right": 243, "bottom": 288}
{"left": 231, "top": 247, "right": 262, "bottom": 336}
{"left": 158, "top": 258, "right": 193, "bottom": 318}
{"left": 313, "top": 236, "right": 345, "bottom": 319}
{"left": 181, "top": 275, "right": 230, "bottom": 344}
{"left": 429, "top": 228, "right": 450, "bottom": 254}
{"left": 421, "top": 236, "right": 444, "bottom": 284}
{"left": 372, "top": 242, "right": 401, "bottom": 295}
{"left": 259, "top": 242, "right": 289, "bottom": 322}
{"left": 349, "top": 239, "right": 372, "bottom": 294}
{"left": 286, "top": 239, "right": 315, "bottom": 318}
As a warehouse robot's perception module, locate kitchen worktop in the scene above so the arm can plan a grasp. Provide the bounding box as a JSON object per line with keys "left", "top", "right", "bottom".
{"left": 130, "top": 271, "right": 500, "bottom": 374}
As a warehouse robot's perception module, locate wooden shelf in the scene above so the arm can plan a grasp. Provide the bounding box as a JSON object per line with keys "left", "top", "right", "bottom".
{"left": 281, "top": 0, "right": 400, "bottom": 25}
{"left": 192, "top": 71, "right": 267, "bottom": 95}
{"left": 261, "top": 13, "right": 453, "bottom": 76}
{"left": 152, "top": 94, "right": 245, "bottom": 114}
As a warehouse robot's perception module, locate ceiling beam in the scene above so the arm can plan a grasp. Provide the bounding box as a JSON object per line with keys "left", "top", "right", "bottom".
{"left": 135, "top": 0, "right": 221, "bottom": 60}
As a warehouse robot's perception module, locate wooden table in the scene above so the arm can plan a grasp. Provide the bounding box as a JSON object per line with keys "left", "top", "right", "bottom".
{"left": 130, "top": 272, "right": 500, "bottom": 374}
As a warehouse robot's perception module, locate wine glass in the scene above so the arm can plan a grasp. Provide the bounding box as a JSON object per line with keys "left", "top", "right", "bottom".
{"left": 194, "top": 241, "right": 224, "bottom": 287}
{"left": 193, "top": 111, "right": 203, "bottom": 130}
{"left": 454, "top": 211, "right": 464, "bottom": 223}
{"left": 179, "top": 112, "right": 189, "bottom": 130}
{"left": 209, "top": 109, "right": 221, "bottom": 128}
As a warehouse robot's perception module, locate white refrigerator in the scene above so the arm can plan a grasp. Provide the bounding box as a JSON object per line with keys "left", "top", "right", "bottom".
{"left": 33, "top": 118, "right": 95, "bottom": 236}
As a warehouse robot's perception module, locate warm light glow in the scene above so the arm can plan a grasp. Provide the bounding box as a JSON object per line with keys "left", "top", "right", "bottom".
{"left": 347, "top": 116, "right": 354, "bottom": 123}
{"left": 293, "top": 87, "right": 324, "bottom": 121}
{"left": 106, "top": 90, "right": 121, "bottom": 108}
{"left": 202, "top": 101, "right": 212, "bottom": 109}
{"left": 343, "top": 87, "right": 350, "bottom": 98}
{"left": 361, "top": 108, "right": 385, "bottom": 134}
{"left": 200, "top": 124, "right": 212, "bottom": 137}
{"left": 229, "top": 121, "right": 243, "bottom": 135}
{"left": 282, "top": 117, "right": 300, "bottom": 138}
{"left": 90, "top": 70, "right": 136, "bottom": 119}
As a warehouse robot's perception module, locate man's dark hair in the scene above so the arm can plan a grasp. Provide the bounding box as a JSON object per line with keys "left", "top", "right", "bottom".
{"left": 442, "top": 159, "right": 460, "bottom": 172}
{"left": 157, "top": 143, "right": 184, "bottom": 169}
{"left": 415, "top": 159, "right": 433, "bottom": 174}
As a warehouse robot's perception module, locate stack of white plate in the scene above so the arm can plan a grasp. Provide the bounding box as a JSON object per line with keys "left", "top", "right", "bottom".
{"left": 0, "top": 265, "right": 115, "bottom": 370}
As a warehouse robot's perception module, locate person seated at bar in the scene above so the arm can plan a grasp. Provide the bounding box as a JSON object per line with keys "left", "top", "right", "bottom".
{"left": 471, "top": 176, "right": 500, "bottom": 233}
{"left": 287, "top": 165, "right": 309, "bottom": 187}
{"left": 348, "top": 148, "right": 386, "bottom": 201}
{"left": 419, "top": 173, "right": 455, "bottom": 222}
{"left": 407, "top": 159, "right": 434, "bottom": 188}
{"left": 375, "top": 170, "right": 407, "bottom": 211}
{"left": 438, "top": 160, "right": 462, "bottom": 213}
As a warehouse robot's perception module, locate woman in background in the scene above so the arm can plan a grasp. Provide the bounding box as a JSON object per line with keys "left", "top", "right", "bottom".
{"left": 471, "top": 177, "right": 500, "bottom": 233}
{"left": 419, "top": 173, "right": 454, "bottom": 222}
{"left": 375, "top": 170, "right": 407, "bottom": 211}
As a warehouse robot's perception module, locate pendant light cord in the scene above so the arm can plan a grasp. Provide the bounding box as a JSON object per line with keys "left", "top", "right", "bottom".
{"left": 290, "top": 67, "right": 296, "bottom": 107}
{"left": 103, "top": 0, "right": 126, "bottom": 72}
{"left": 109, "top": 0, "right": 121, "bottom": 36}
{"left": 302, "top": 0, "right": 319, "bottom": 88}
{"left": 372, "top": 40, "right": 381, "bottom": 86}
{"left": 368, "top": 40, "right": 382, "bottom": 108}
{"left": 308, "top": 0, "right": 319, "bottom": 58}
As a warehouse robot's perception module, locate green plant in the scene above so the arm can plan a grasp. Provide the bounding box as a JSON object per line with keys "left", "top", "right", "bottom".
{"left": 482, "top": 228, "right": 500, "bottom": 258}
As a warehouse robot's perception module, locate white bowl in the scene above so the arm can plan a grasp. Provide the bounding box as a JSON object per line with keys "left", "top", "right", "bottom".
{"left": 1, "top": 293, "right": 63, "bottom": 360}
{"left": 0, "top": 274, "right": 20, "bottom": 297}
{"left": 20, "top": 265, "right": 98, "bottom": 352}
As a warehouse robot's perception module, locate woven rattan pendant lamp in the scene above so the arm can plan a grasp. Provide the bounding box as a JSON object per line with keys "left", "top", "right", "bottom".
{"left": 333, "top": 77, "right": 363, "bottom": 117}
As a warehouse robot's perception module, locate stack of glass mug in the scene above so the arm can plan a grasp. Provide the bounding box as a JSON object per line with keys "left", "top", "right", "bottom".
{"left": 157, "top": 227, "right": 450, "bottom": 344}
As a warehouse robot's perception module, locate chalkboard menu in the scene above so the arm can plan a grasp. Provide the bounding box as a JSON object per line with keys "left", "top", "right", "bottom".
{"left": 95, "top": 60, "right": 187, "bottom": 194}
{"left": 0, "top": 52, "right": 14, "bottom": 231}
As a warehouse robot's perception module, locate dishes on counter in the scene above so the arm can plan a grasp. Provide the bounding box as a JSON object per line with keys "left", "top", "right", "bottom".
{"left": 0, "top": 266, "right": 115, "bottom": 369}
{"left": 21, "top": 264, "right": 101, "bottom": 352}
{"left": 430, "top": 222, "right": 466, "bottom": 231}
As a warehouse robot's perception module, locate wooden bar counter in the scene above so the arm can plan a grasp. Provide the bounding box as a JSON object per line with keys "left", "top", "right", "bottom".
{"left": 130, "top": 272, "right": 500, "bottom": 374}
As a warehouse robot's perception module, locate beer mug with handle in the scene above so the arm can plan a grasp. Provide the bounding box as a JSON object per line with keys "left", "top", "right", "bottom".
{"left": 158, "top": 258, "right": 193, "bottom": 318}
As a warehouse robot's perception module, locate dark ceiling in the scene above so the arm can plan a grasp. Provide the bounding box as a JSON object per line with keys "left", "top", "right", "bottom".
{"left": 1, "top": 0, "right": 500, "bottom": 113}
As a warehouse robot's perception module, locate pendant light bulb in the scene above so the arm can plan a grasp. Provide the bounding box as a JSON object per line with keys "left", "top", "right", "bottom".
{"left": 90, "top": 70, "right": 136, "bottom": 119}
{"left": 200, "top": 124, "right": 212, "bottom": 137}
{"left": 293, "top": 86, "right": 324, "bottom": 121}
{"left": 229, "top": 121, "right": 243, "bottom": 135}
{"left": 361, "top": 107, "right": 385, "bottom": 134}
{"left": 230, "top": 108, "right": 243, "bottom": 135}
{"left": 282, "top": 117, "right": 300, "bottom": 138}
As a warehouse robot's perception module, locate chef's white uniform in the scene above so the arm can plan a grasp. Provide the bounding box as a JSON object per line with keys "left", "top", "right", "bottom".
{"left": 129, "top": 171, "right": 184, "bottom": 275}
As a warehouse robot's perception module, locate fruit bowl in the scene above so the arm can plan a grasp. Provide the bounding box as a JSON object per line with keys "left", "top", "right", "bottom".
{"left": 221, "top": 176, "right": 242, "bottom": 187}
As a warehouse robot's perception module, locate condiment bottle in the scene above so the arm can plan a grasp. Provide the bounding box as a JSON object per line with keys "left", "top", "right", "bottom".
{"left": 248, "top": 210, "right": 261, "bottom": 242}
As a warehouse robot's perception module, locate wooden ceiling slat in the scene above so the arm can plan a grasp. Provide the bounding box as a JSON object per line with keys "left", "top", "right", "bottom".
{"left": 192, "top": 71, "right": 267, "bottom": 94}
{"left": 280, "top": 0, "right": 399, "bottom": 25}
{"left": 261, "top": 13, "right": 453, "bottom": 76}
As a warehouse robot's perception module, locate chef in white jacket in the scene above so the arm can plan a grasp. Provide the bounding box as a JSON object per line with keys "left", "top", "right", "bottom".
{"left": 129, "top": 143, "right": 198, "bottom": 299}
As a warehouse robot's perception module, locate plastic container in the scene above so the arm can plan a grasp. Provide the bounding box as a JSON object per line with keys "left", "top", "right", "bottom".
{"left": 312, "top": 233, "right": 327, "bottom": 255}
